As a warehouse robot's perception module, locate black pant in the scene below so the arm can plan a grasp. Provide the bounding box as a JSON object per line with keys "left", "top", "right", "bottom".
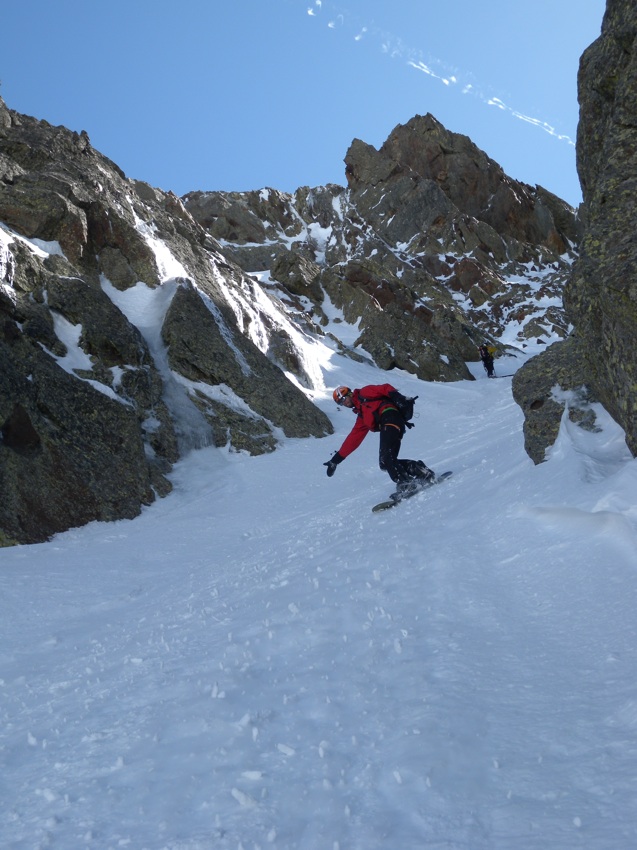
{"left": 378, "top": 409, "right": 422, "bottom": 483}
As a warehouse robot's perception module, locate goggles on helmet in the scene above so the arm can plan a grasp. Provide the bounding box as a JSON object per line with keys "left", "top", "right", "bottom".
{"left": 333, "top": 386, "right": 353, "bottom": 406}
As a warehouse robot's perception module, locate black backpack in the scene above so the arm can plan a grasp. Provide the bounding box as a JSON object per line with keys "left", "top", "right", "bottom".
{"left": 359, "top": 391, "right": 418, "bottom": 429}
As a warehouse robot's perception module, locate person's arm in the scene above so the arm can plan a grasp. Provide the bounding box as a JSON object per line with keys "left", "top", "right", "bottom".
{"left": 324, "top": 418, "right": 369, "bottom": 476}
{"left": 339, "top": 417, "right": 369, "bottom": 458}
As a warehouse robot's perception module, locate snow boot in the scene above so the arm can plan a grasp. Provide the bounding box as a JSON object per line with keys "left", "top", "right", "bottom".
{"left": 391, "top": 479, "right": 419, "bottom": 502}
{"left": 414, "top": 461, "right": 435, "bottom": 484}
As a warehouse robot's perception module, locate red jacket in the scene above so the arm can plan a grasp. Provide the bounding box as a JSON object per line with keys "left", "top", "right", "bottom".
{"left": 338, "top": 383, "right": 399, "bottom": 459}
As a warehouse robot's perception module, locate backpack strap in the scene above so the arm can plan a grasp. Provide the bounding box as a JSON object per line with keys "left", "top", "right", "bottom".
{"left": 358, "top": 395, "right": 401, "bottom": 430}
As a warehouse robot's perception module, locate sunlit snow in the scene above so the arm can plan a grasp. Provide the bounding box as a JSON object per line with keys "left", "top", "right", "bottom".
{"left": 2, "top": 325, "right": 637, "bottom": 848}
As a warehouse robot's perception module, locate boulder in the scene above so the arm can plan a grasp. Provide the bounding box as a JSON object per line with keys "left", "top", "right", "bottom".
{"left": 512, "top": 337, "right": 600, "bottom": 464}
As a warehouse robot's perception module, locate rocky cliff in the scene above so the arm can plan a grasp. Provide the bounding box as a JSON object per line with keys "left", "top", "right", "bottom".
{"left": 0, "top": 98, "right": 332, "bottom": 544}
{"left": 513, "top": 0, "right": 637, "bottom": 463}
{"left": 185, "top": 114, "right": 578, "bottom": 384}
{"left": 1, "top": 99, "right": 580, "bottom": 544}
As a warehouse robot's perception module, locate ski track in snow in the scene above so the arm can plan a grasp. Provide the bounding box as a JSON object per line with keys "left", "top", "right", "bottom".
{"left": 1, "top": 358, "right": 637, "bottom": 849}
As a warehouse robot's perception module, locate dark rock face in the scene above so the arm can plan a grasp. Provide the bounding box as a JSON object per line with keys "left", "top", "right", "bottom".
{"left": 514, "top": 0, "right": 637, "bottom": 462}
{"left": 568, "top": 0, "right": 637, "bottom": 456}
{"left": 0, "top": 98, "right": 332, "bottom": 544}
{"left": 161, "top": 282, "right": 331, "bottom": 445}
{"left": 0, "top": 343, "right": 156, "bottom": 542}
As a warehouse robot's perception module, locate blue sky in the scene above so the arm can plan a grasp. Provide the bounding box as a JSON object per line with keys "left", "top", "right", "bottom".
{"left": 2, "top": 0, "right": 605, "bottom": 207}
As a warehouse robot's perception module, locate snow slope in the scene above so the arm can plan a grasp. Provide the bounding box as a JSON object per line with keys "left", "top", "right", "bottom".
{"left": 2, "top": 347, "right": 637, "bottom": 850}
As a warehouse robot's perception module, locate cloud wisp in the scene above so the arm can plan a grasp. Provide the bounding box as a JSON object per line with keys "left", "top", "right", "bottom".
{"left": 306, "top": 2, "right": 575, "bottom": 148}
{"left": 408, "top": 60, "right": 574, "bottom": 146}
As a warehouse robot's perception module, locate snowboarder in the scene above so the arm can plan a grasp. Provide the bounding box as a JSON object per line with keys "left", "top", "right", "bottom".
{"left": 324, "top": 384, "right": 435, "bottom": 499}
{"left": 478, "top": 343, "right": 496, "bottom": 378}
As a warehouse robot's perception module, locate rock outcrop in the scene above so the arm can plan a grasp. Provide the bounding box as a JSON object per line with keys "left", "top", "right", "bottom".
{"left": 513, "top": 0, "right": 637, "bottom": 462}
{"left": 0, "top": 97, "right": 332, "bottom": 544}
{"left": 185, "top": 114, "right": 578, "bottom": 384}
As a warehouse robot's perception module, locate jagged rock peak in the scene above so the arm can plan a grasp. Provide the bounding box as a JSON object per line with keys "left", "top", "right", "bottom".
{"left": 185, "top": 113, "right": 579, "bottom": 392}
{"left": 345, "top": 113, "right": 580, "bottom": 254}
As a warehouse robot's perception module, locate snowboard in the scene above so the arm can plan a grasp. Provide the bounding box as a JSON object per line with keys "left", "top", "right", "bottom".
{"left": 372, "top": 471, "right": 453, "bottom": 513}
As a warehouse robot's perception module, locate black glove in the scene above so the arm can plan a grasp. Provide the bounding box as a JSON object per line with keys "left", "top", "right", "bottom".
{"left": 324, "top": 452, "right": 344, "bottom": 477}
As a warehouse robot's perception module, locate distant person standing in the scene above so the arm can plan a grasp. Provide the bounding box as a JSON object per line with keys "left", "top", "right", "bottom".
{"left": 478, "top": 343, "right": 495, "bottom": 378}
